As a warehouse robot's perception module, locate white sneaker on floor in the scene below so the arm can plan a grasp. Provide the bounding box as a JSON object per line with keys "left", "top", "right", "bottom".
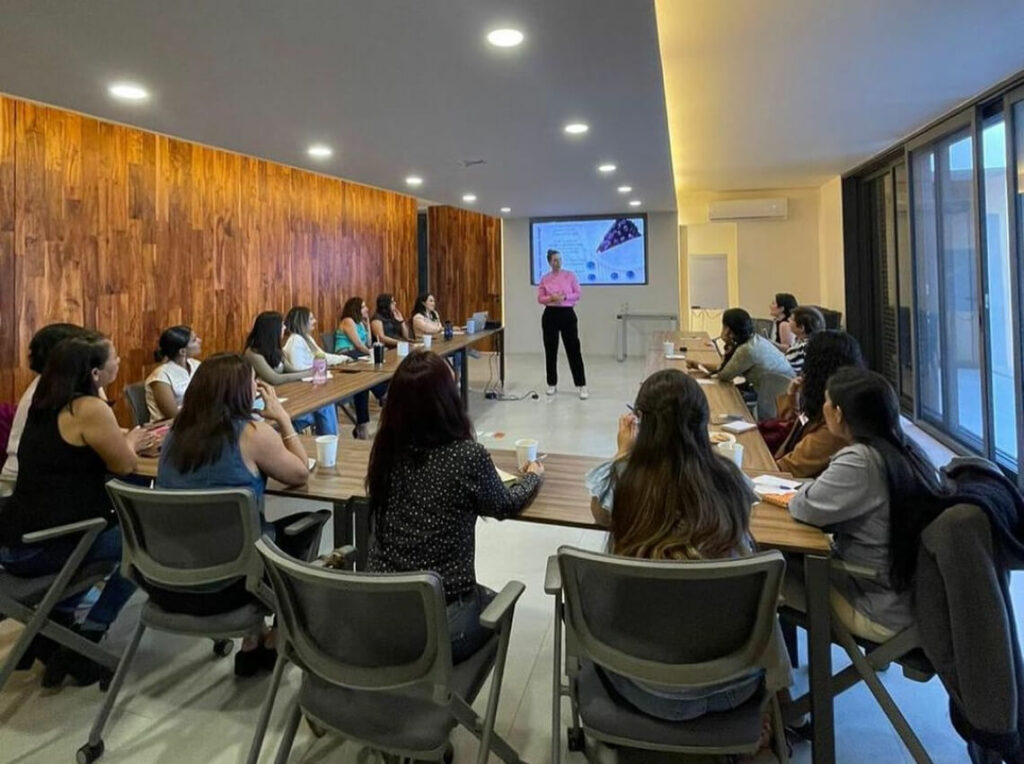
{"left": 546, "top": 386, "right": 557, "bottom": 396}
{"left": 578, "top": 386, "right": 589, "bottom": 400}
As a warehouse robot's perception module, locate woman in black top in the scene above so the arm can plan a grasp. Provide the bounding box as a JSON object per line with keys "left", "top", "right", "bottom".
{"left": 370, "top": 292, "right": 410, "bottom": 348}
{"left": 0, "top": 335, "right": 156, "bottom": 686}
{"left": 366, "top": 351, "right": 544, "bottom": 662}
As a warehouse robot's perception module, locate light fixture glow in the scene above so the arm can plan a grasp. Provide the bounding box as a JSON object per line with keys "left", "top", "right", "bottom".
{"left": 500, "top": 207, "right": 511, "bottom": 214}
{"left": 617, "top": 185, "right": 633, "bottom": 194}
{"left": 462, "top": 194, "right": 477, "bottom": 203}
{"left": 108, "top": 82, "right": 149, "bottom": 101}
{"left": 486, "top": 28, "right": 524, "bottom": 47}
{"left": 307, "top": 144, "right": 333, "bottom": 159}
{"left": 629, "top": 200, "right": 642, "bottom": 207}
{"left": 597, "top": 163, "right": 617, "bottom": 173}
{"left": 563, "top": 122, "right": 589, "bottom": 135}
{"left": 405, "top": 175, "right": 423, "bottom": 187}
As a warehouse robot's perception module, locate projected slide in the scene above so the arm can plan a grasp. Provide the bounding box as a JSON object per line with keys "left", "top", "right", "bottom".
{"left": 530, "top": 215, "right": 647, "bottom": 285}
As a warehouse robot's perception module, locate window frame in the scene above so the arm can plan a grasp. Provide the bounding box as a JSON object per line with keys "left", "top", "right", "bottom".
{"left": 1002, "top": 84, "right": 1024, "bottom": 485}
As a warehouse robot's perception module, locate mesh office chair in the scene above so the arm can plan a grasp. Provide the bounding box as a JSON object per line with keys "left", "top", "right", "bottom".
{"left": 246, "top": 538, "right": 527, "bottom": 764}
{"left": 77, "top": 481, "right": 329, "bottom": 764}
{"left": 547, "top": 547, "right": 789, "bottom": 763}
{"left": 123, "top": 382, "right": 149, "bottom": 427}
{"left": 0, "top": 513, "right": 121, "bottom": 695}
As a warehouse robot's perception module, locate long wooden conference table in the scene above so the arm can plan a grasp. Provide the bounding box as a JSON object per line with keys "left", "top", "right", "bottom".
{"left": 135, "top": 327, "right": 837, "bottom": 763}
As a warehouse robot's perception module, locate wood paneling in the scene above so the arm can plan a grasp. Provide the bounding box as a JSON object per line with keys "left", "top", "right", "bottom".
{"left": 426, "top": 205, "right": 502, "bottom": 346}
{"left": 0, "top": 94, "right": 417, "bottom": 415}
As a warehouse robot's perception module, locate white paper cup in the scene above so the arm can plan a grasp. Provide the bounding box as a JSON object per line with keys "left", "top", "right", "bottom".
{"left": 315, "top": 435, "right": 339, "bottom": 468}
{"left": 422, "top": 334, "right": 433, "bottom": 349}
{"left": 663, "top": 341, "right": 675, "bottom": 357}
{"left": 717, "top": 441, "right": 744, "bottom": 468}
{"left": 514, "top": 438, "right": 538, "bottom": 467}
{"left": 396, "top": 341, "right": 410, "bottom": 357}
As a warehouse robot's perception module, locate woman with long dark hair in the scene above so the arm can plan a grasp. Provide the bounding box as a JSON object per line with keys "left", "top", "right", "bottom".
{"left": 146, "top": 325, "right": 202, "bottom": 420}
{"left": 370, "top": 292, "right": 410, "bottom": 348}
{"left": 244, "top": 311, "right": 338, "bottom": 436}
{"left": 366, "top": 351, "right": 543, "bottom": 662}
{"left": 775, "top": 330, "right": 864, "bottom": 477}
{"left": 410, "top": 293, "right": 443, "bottom": 339}
{"left": 156, "top": 353, "right": 311, "bottom": 675}
{"left": 0, "top": 335, "right": 155, "bottom": 687}
{"left": 788, "top": 367, "right": 944, "bottom": 641}
{"left": 334, "top": 297, "right": 388, "bottom": 439}
{"left": 282, "top": 306, "right": 349, "bottom": 370}
{"left": 769, "top": 292, "right": 798, "bottom": 349}
{"left": 585, "top": 369, "right": 788, "bottom": 720}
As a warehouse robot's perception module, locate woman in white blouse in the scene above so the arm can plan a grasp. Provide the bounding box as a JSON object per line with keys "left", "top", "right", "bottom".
{"left": 410, "top": 293, "right": 443, "bottom": 339}
{"left": 146, "top": 326, "right": 202, "bottom": 420}
{"left": 282, "top": 306, "right": 349, "bottom": 370}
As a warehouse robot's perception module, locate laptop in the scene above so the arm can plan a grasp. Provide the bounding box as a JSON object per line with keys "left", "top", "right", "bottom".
{"left": 471, "top": 311, "right": 488, "bottom": 326}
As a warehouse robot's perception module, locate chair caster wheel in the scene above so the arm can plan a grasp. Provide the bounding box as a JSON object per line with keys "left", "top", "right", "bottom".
{"left": 77, "top": 740, "right": 104, "bottom": 764}
{"left": 213, "top": 639, "right": 234, "bottom": 658}
{"left": 567, "top": 728, "right": 585, "bottom": 751}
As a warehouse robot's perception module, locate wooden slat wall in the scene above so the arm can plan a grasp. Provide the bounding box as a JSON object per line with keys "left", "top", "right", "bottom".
{"left": 0, "top": 94, "right": 417, "bottom": 415}
{"left": 426, "top": 205, "right": 502, "bottom": 348}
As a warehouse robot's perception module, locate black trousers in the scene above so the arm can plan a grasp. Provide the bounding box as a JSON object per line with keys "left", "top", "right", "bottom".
{"left": 542, "top": 306, "right": 586, "bottom": 387}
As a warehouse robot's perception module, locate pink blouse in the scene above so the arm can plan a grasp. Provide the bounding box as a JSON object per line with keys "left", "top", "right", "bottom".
{"left": 537, "top": 270, "right": 581, "bottom": 308}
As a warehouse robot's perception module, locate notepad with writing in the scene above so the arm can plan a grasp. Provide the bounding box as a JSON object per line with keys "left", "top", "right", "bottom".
{"left": 495, "top": 467, "right": 518, "bottom": 485}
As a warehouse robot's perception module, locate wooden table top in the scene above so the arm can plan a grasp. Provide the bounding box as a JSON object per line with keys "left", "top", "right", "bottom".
{"left": 136, "top": 434, "right": 829, "bottom": 555}
{"left": 276, "top": 327, "right": 502, "bottom": 418}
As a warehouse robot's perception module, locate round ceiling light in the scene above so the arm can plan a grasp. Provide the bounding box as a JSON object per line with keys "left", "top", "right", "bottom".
{"left": 597, "top": 163, "right": 616, "bottom": 173}
{"left": 617, "top": 185, "right": 633, "bottom": 194}
{"left": 487, "top": 28, "right": 524, "bottom": 47}
{"left": 108, "top": 82, "right": 149, "bottom": 101}
{"left": 462, "top": 193, "right": 477, "bottom": 203}
{"left": 500, "top": 207, "right": 511, "bottom": 213}
{"left": 405, "top": 175, "right": 423, "bottom": 187}
{"left": 629, "top": 200, "right": 642, "bottom": 207}
{"left": 563, "top": 122, "right": 589, "bottom": 135}
{"left": 307, "top": 144, "right": 333, "bottom": 159}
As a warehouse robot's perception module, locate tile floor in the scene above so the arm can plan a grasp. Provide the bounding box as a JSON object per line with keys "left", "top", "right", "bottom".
{"left": 0, "top": 352, "right": 1015, "bottom": 763}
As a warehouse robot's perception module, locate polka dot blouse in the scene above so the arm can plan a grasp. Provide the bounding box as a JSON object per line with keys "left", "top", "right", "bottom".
{"left": 367, "top": 440, "right": 541, "bottom": 600}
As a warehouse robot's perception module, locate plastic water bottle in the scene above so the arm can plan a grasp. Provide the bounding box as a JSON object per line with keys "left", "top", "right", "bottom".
{"left": 312, "top": 349, "right": 328, "bottom": 385}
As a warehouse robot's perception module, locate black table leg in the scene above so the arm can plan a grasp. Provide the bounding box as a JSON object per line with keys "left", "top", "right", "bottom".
{"left": 805, "top": 553, "right": 835, "bottom": 763}
{"left": 460, "top": 347, "right": 469, "bottom": 403}
{"left": 498, "top": 329, "right": 506, "bottom": 391}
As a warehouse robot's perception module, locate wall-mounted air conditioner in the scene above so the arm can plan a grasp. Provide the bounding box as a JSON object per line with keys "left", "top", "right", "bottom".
{"left": 707, "top": 198, "right": 788, "bottom": 222}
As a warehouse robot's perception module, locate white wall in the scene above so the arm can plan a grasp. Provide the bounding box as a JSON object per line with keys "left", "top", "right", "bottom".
{"left": 502, "top": 211, "right": 680, "bottom": 357}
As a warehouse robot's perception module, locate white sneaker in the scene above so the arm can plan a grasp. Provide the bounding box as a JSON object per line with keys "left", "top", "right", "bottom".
{"left": 578, "top": 386, "right": 589, "bottom": 400}
{"left": 546, "top": 386, "right": 557, "bottom": 396}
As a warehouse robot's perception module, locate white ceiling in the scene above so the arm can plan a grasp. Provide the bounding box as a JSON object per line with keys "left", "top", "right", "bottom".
{"left": 656, "top": 0, "right": 1024, "bottom": 192}
{"left": 0, "top": 0, "right": 676, "bottom": 217}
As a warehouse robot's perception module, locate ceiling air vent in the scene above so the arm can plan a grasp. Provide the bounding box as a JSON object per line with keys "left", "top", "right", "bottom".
{"left": 458, "top": 159, "right": 487, "bottom": 168}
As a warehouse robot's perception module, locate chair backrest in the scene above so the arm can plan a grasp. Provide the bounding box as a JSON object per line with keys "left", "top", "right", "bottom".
{"left": 256, "top": 537, "right": 452, "bottom": 702}
{"left": 558, "top": 546, "right": 784, "bottom": 688}
{"left": 106, "top": 479, "right": 265, "bottom": 594}
{"left": 752, "top": 317, "right": 775, "bottom": 340}
{"left": 124, "top": 382, "right": 150, "bottom": 427}
{"left": 320, "top": 330, "right": 336, "bottom": 353}
{"left": 756, "top": 372, "right": 794, "bottom": 420}
{"left": 817, "top": 307, "right": 843, "bottom": 331}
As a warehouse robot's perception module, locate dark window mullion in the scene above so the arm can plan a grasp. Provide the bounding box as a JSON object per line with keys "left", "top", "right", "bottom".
{"left": 970, "top": 111, "right": 994, "bottom": 460}
{"left": 1004, "top": 88, "right": 1024, "bottom": 485}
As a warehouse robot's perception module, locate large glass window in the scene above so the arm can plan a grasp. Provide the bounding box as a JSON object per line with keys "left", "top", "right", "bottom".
{"left": 894, "top": 163, "right": 915, "bottom": 407}
{"left": 980, "top": 113, "right": 1018, "bottom": 466}
{"left": 911, "top": 127, "right": 984, "bottom": 448}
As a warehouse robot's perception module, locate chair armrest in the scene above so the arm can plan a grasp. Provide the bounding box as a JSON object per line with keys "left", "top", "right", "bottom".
{"left": 282, "top": 509, "right": 331, "bottom": 537}
{"left": 544, "top": 554, "right": 562, "bottom": 595}
{"left": 22, "top": 517, "right": 107, "bottom": 545}
{"left": 831, "top": 559, "right": 882, "bottom": 582}
{"left": 480, "top": 580, "right": 525, "bottom": 629}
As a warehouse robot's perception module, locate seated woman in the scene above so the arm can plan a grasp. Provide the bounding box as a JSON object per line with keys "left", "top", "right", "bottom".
{"left": 0, "top": 335, "right": 155, "bottom": 687}
{"left": 282, "top": 306, "right": 349, "bottom": 370}
{"left": 687, "top": 308, "right": 794, "bottom": 414}
{"left": 366, "top": 351, "right": 543, "bottom": 663}
{"left": 775, "top": 330, "right": 864, "bottom": 478}
{"left": 370, "top": 292, "right": 410, "bottom": 348}
{"left": 784, "top": 305, "right": 825, "bottom": 374}
{"left": 769, "top": 292, "right": 798, "bottom": 350}
{"left": 146, "top": 325, "right": 202, "bottom": 420}
{"left": 334, "top": 297, "right": 389, "bottom": 439}
{"left": 410, "top": 293, "right": 443, "bottom": 339}
{"left": 585, "top": 369, "right": 789, "bottom": 721}
{"left": 155, "top": 353, "right": 313, "bottom": 675}
{"left": 787, "top": 367, "right": 944, "bottom": 642}
{"left": 244, "top": 311, "right": 338, "bottom": 436}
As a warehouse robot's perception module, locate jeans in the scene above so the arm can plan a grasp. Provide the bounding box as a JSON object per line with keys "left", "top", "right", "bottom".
{"left": 603, "top": 667, "right": 763, "bottom": 721}
{"left": 447, "top": 584, "right": 496, "bottom": 664}
{"left": 0, "top": 526, "right": 136, "bottom": 631}
{"left": 352, "top": 383, "right": 389, "bottom": 425}
{"left": 541, "top": 307, "right": 586, "bottom": 387}
{"left": 292, "top": 404, "right": 339, "bottom": 435}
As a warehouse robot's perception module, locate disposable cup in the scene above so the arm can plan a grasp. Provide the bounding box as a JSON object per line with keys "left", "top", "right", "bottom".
{"left": 716, "top": 440, "right": 744, "bottom": 468}
{"left": 315, "top": 435, "right": 339, "bottom": 468}
{"left": 422, "top": 334, "right": 433, "bottom": 349}
{"left": 514, "top": 438, "right": 538, "bottom": 468}
{"left": 396, "top": 341, "right": 410, "bottom": 357}
{"left": 663, "top": 341, "right": 675, "bottom": 357}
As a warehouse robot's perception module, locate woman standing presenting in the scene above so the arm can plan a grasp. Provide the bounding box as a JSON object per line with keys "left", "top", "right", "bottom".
{"left": 537, "top": 249, "right": 588, "bottom": 399}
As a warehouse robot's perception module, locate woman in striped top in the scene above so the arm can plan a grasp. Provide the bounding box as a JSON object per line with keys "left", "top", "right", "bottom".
{"left": 785, "top": 306, "right": 826, "bottom": 374}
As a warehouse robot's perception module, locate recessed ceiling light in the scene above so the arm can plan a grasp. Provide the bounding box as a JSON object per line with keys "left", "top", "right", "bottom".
{"left": 617, "top": 185, "right": 633, "bottom": 194}
{"left": 563, "top": 122, "right": 589, "bottom": 135}
{"left": 487, "top": 28, "right": 524, "bottom": 47}
{"left": 462, "top": 194, "right": 477, "bottom": 203}
{"left": 405, "top": 175, "right": 423, "bottom": 187}
{"left": 500, "top": 207, "right": 511, "bottom": 214}
{"left": 629, "top": 200, "right": 642, "bottom": 207}
{"left": 307, "top": 144, "right": 333, "bottom": 159}
{"left": 108, "top": 82, "right": 148, "bottom": 101}
{"left": 598, "top": 163, "right": 617, "bottom": 173}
